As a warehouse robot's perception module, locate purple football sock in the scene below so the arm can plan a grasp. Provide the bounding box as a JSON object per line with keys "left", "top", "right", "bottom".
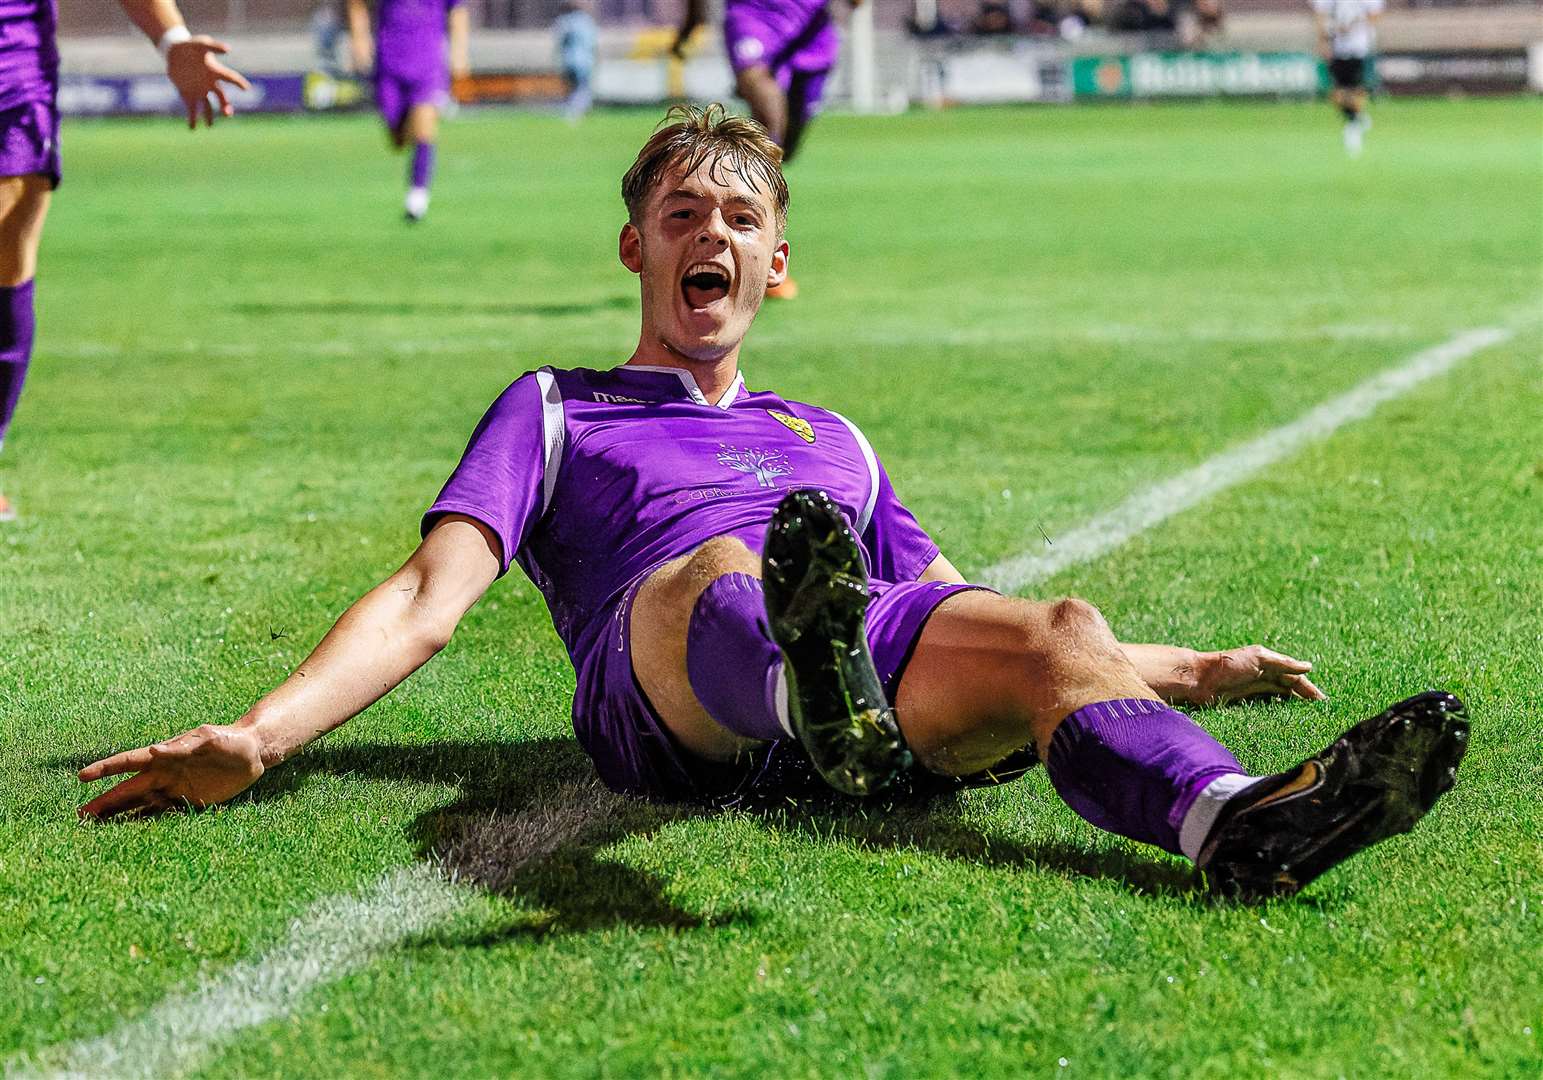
{"left": 1044, "top": 698, "right": 1244, "bottom": 855}
{"left": 409, "top": 141, "right": 436, "bottom": 190}
{"left": 0, "top": 280, "right": 36, "bottom": 453}
{"left": 685, "top": 572, "right": 789, "bottom": 742}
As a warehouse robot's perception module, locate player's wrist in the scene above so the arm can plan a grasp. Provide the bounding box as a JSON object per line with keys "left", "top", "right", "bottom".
{"left": 1194, "top": 649, "right": 1245, "bottom": 703}
{"left": 234, "top": 707, "right": 292, "bottom": 768}
{"left": 157, "top": 24, "right": 192, "bottom": 60}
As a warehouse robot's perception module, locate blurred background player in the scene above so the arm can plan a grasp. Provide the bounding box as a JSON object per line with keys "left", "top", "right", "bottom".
{"left": 673, "top": 0, "right": 864, "bottom": 300}
{"left": 1312, "top": 0, "right": 1384, "bottom": 156}
{"left": 554, "top": 0, "right": 597, "bottom": 123}
{"left": 347, "top": 0, "right": 470, "bottom": 221}
{"left": 0, "top": 0, "right": 248, "bottom": 523}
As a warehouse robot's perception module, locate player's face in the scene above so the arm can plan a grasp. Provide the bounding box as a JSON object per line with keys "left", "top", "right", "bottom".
{"left": 620, "top": 156, "right": 789, "bottom": 363}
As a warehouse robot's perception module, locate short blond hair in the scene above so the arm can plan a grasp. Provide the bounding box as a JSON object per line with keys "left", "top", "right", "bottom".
{"left": 621, "top": 103, "right": 789, "bottom": 233}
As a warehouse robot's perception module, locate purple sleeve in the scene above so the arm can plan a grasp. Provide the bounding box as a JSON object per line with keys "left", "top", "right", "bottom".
{"left": 862, "top": 458, "right": 940, "bottom": 584}
{"left": 421, "top": 374, "right": 550, "bottom": 577}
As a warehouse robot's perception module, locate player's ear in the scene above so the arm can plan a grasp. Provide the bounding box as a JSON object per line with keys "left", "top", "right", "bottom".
{"left": 766, "top": 238, "right": 789, "bottom": 289}
{"left": 619, "top": 223, "right": 643, "bottom": 275}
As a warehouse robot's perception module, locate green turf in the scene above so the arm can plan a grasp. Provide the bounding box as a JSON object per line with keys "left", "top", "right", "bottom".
{"left": 2, "top": 97, "right": 1541, "bottom": 1078}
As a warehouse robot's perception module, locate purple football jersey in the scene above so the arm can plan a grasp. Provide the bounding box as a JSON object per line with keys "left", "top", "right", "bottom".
{"left": 423, "top": 364, "right": 940, "bottom": 664}
{"left": 375, "top": 0, "right": 462, "bottom": 80}
{"left": 0, "top": 0, "right": 58, "bottom": 112}
{"left": 725, "top": 0, "right": 829, "bottom": 28}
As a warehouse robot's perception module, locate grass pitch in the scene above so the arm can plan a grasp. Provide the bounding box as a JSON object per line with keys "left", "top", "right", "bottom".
{"left": 2, "top": 98, "right": 1541, "bottom": 1078}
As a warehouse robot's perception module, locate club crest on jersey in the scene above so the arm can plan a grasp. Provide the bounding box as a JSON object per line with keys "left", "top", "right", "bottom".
{"left": 717, "top": 444, "right": 791, "bottom": 489}
{"left": 768, "top": 409, "right": 815, "bottom": 444}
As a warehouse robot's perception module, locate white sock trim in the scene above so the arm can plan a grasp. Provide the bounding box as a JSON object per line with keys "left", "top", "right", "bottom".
{"left": 1179, "top": 772, "right": 1258, "bottom": 861}
{"left": 771, "top": 663, "right": 795, "bottom": 739}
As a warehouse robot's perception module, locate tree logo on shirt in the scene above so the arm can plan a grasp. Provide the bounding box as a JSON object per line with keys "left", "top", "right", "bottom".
{"left": 717, "top": 445, "right": 791, "bottom": 489}
{"left": 767, "top": 409, "right": 815, "bottom": 444}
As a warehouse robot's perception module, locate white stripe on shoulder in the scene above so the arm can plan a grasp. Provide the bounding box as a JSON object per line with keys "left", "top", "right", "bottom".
{"left": 534, "top": 367, "right": 565, "bottom": 513}
{"left": 830, "top": 410, "right": 880, "bottom": 534}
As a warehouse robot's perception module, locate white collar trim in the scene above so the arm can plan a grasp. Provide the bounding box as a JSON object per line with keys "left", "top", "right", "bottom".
{"left": 626, "top": 364, "right": 745, "bottom": 410}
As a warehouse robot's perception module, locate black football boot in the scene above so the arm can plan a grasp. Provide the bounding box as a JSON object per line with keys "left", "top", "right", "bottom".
{"left": 762, "top": 489, "right": 911, "bottom": 797}
{"left": 1199, "top": 691, "right": 1468, "bottom": 901}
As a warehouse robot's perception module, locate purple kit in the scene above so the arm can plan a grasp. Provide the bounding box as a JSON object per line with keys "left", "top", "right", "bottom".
{"left": 423, "top": 364, "right": 978, "bottom": 799}
{"left": 723, "top": 0, "right": 840, "bottom": 116}
{"left": 0, "top": 0, "right": 61, "bottom": 186}
{"left": 373, "top": 0, "right": 461, "bottom": 132}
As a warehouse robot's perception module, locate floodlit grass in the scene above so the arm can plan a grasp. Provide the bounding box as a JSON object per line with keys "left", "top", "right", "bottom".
{"left": 2, "top": 98, "right": 1540, "bottom": 1077}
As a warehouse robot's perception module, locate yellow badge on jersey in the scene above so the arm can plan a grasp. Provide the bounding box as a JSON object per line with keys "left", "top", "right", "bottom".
{"left": 768, "top": 409, "right": 815, "bottom": 444}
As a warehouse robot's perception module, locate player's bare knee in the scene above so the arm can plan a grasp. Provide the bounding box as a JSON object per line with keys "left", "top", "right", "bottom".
{"left": 0, "top": 178, "right": 49, "bottom": 285}
{"left": 683, "top": 535, "right": 758, "bottom": 579}
{"left": 1048, "top": 596, "right": 1110, "bottom": 639}
{"left": 1009, "top": 596, "right": 1121, "bottom": 686}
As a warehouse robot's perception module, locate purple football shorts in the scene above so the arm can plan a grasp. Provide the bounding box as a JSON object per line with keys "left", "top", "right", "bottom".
{"left": 0, "top": 100, "right": 60, "bottom": 189}
{"left": 571, "top": 573, "right": 997, "bottom": 803}
{"left": 723, "top": 7, "right": 839, "bottom": 116}
{"left": 374, "top": 71, "right": 447, "bottom": 135}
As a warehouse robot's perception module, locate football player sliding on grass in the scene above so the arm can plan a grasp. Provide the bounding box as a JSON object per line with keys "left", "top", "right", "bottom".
{"left": 79, "top": 105, "right": 1468, "bottom": 901}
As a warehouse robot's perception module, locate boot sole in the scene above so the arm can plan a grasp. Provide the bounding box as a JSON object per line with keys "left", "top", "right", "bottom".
{"left": 762, "top": 490, "right": 910, "bottom": 797}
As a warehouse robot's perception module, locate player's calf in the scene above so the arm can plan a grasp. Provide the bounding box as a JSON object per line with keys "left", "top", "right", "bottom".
{"left": 632, "top": 535, "right": 768, "bottom": 760}
{"left": 1040, "top": 684, "right": 1466, "bottom": 900}
{"left": 638, "top": 512, "right": 911, "bottom": 798}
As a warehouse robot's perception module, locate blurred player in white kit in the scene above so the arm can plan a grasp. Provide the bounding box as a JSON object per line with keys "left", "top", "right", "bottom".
{"left": 1312, "top": 0, "right": 1385, "bottom": 156}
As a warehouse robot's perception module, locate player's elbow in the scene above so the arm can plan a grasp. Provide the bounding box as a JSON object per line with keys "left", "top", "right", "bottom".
{"left": 408, "top": 602, "right": 461, "bottom": 656}
{"left": 380, "top": 573, "right": 463, "bottom": 656}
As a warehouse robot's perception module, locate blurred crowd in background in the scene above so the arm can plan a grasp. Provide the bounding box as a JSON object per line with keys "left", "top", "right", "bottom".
{"left": 920, "top": 1, "right": 1227, "bottom": 48}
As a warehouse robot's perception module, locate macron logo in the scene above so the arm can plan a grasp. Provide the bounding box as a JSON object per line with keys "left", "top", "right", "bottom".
{"left": 593, "top": 392, "right": 649, "bottom": 404}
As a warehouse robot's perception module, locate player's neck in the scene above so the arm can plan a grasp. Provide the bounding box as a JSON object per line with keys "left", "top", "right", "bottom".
{"left": 624, "top": 340, "right": 742, "bottom": 405}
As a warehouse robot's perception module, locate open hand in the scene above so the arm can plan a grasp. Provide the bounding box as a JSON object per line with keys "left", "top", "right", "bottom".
{"left": 165, "top": 37, "right": 251, "bottom": 129}
{"left": 78, "top": 724, "right": 266, "bottom": 819}
{"left": 1195, "top": 645, "right": 1327, "bottom": 705}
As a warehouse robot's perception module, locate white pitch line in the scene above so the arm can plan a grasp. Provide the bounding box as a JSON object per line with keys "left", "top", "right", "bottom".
{"left": 9, "top": 323, "right": 1519, "bottom": 1078}
{"left": 6, "top": 866, "right": 469, "bottom": 1080}
{"left": 979, "top": 325, "right": 1515, "bottom": 594}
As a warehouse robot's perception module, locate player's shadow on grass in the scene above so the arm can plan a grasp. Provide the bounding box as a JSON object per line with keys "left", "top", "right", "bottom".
{"left": 58, "top": 736, "right": 1203, "bottom": 938}
{"left": 250, "top": 738, "right": 1196, "bottom": 915}
{"left": 233, "top": 296, "right": 635, "bottom": 319}
{"left": 257, "top": 737, "right": 731, "bottom": 937}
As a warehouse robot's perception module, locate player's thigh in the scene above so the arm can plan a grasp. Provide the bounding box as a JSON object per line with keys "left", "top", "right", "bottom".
{"left": 734, "top": 65, "right": 785, "bottom": 123}
{"left": 0, "top": 175, "right": 51, "bottom": 286}
{"left": 894, "top": 590, "right": 1141, "bottom": 776}
{"left": 629, "top": 537, "right": 762, "bottom": 762}
{"left": 405, "top": 102, "right": 439, "bottom": 144}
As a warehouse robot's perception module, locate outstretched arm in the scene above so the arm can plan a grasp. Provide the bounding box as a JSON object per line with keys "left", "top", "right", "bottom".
{"left": 115, "top": 0, "right": 251, "bottom": 129}
{"left": 78, "top": 516, "right": 502, "bottom": 819}
{"left": 917, "top": 553, "right": 1325, "bottom": 706}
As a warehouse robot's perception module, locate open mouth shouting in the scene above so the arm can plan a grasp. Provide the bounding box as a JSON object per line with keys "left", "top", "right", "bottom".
{"left": 681, "top": 261, "right": 733, "bottom": 310}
